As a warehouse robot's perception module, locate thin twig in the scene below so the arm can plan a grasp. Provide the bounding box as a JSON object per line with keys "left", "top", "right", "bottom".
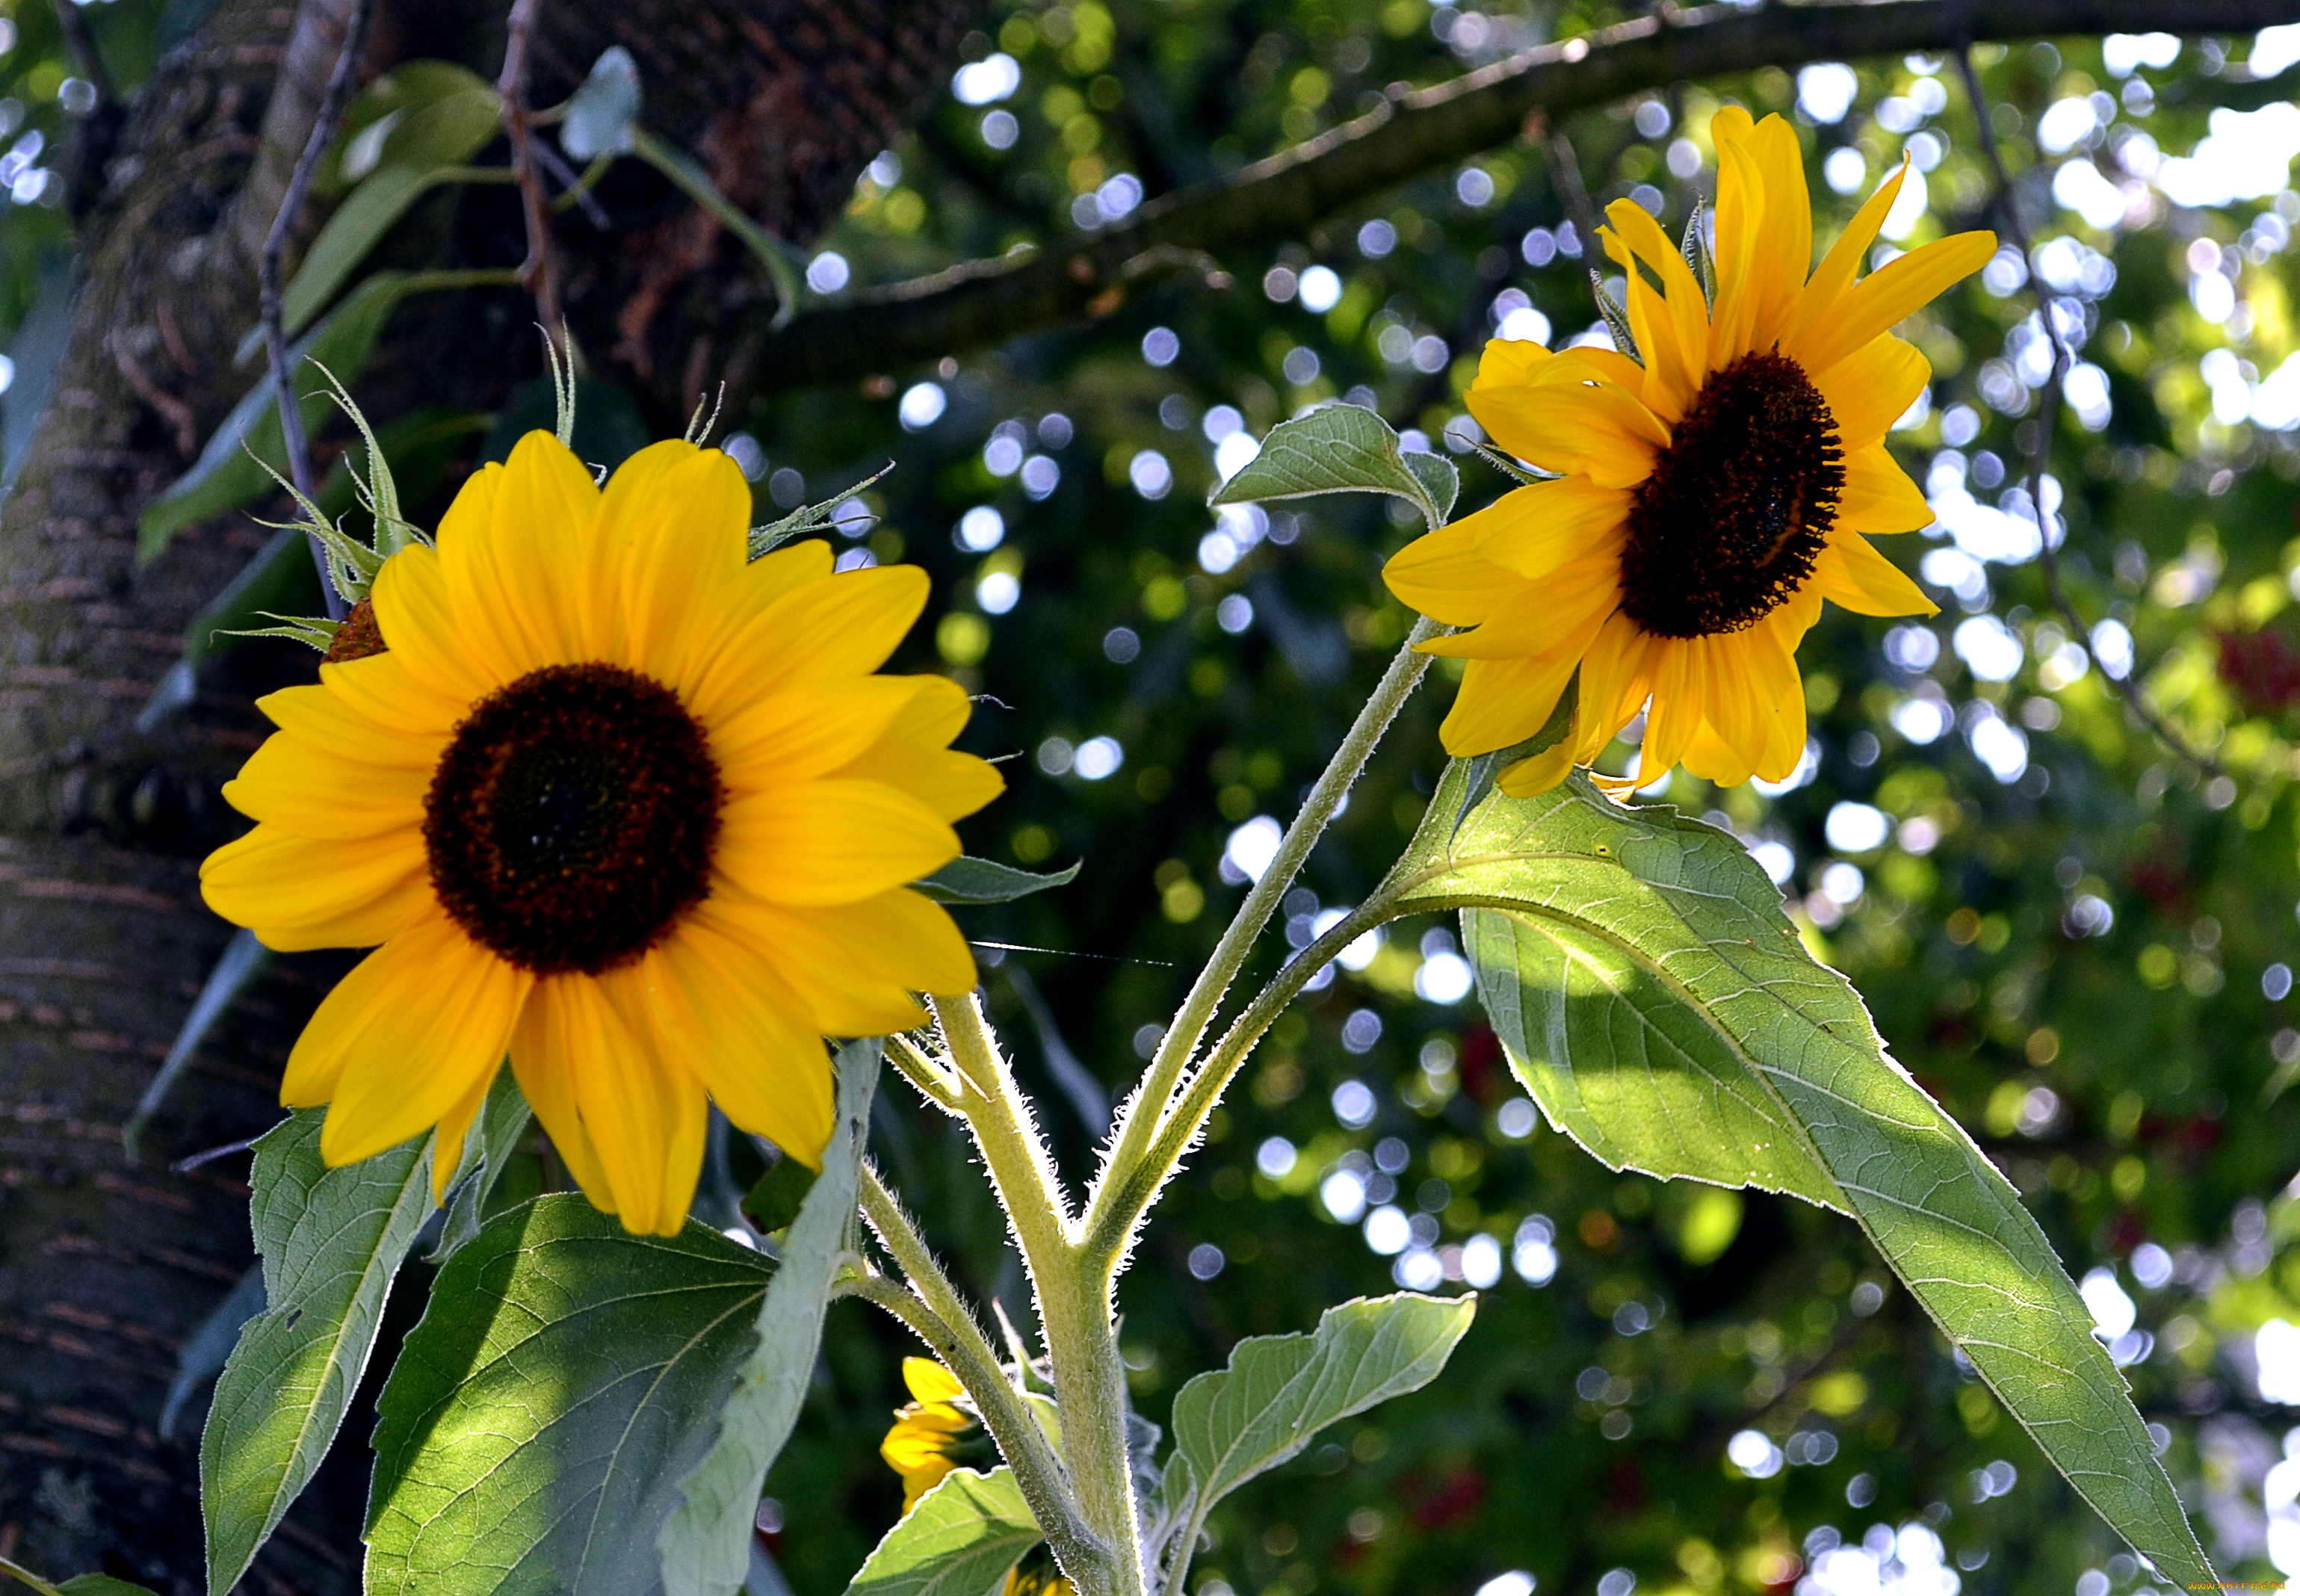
{"left": 1954, "top": 49, "right": 2222, "bottom": 778}
{"left": 1543, "top": 127, "right": 1604, "bottom": 268}
{"left": 46, "top": 0, "right": 112, "bottom": 105}
{"left": 497, "top": 0, "right": 561, "bottom": 332}
{"left": 258, "top": 0, "right": 376, "bottom": 622}
{"left": 733, "top": 0, "right": 2300, "bottom": 398}
{"left": 528, "top": 136, "right": 610, "bottom": 227}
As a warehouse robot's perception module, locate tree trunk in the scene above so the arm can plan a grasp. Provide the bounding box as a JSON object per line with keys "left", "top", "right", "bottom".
{"left": 0, "top": 0, "right": 977, "bottom": 1584}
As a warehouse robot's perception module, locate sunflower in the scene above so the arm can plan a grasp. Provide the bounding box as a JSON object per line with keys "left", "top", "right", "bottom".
{"left": 880, "top": 1358, "right": 985, "bottom": 1512}
{"left": 1383, "top": 108, "right": 1995, "bottom": 795}
{"left": 200, "top": 431, "right": 1001, "bottom": 1234}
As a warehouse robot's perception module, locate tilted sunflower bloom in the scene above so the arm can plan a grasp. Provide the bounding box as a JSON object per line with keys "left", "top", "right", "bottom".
{"left": 879, "top": 1358, "right": 984, "bottom": 1513}
{"left": 200, "top": 430, "right": 1001, "bottom": 1234}
{"left": 1383, "top": 109, "right": 1996, "bottom": 794}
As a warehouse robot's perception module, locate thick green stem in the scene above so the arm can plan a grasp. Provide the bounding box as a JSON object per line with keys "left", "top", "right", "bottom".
{"left": 927, "top": 992, "right": 1146, "bottom": 1596}
{"left": 853, "top": 1170, "right": 1100, "bottom": 1577}
{"left": 1031, "top": 1249, "right": 1144, "bottom": 1596}
{"left": 1086, "top": 618, "right": 1438, "bottom": 1261}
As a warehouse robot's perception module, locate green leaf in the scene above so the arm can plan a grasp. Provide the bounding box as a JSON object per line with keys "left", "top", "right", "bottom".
{"left": 1401, "top": 448, "right": 1459, "bottom": 523}
{"left": 661, "top": 1042, "right": 879, "bottom": 1596}
{"left": 843, "top": 1467, "right": 1039, "bottom": 1596}
{"left": 430, "top": 1068, "right": 534, "bottom": 1262}
{"left": 281, "top": 85, "right": 504, "bottom": 335}
{"left": 320, "top": 61, "right": 498, "bottom": 194}
{"left": 1389, "top": 766, "right": 2213, "bottom": 1589}
{"left": 364, "top": 1196, "right": 774, "bottom": 1596}
{"left": 912, "top": 856, "right": 1081, "bottom": 906}
{"left": 1450, "top": 673, "right": 1576, "bottom": 841}
{"left": 140, "top": 272, "right": 410, "bottom": 560}
{"left": 60, "top": 1578, "right": 164, "bottom": 1595}
{"left": 562, "top": 46, "right": 641, "bottom": 161}
{"left": 200, "top": 1110, "right": 442, "bottom": 1596}
{"left": 749, "top": 463, "right": 895, "bottom": 560}
{"left": 1155, "top": 1291, "right": 1473, "bottom": 1575}
{"left": 739, "top": 1154, "right": 819, "bottom": 1234}
{"left": 1208, "top": 404, "right": 1450, "bottom": 529}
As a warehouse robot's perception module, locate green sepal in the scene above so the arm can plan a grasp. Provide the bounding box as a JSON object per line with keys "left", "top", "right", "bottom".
{"left": 913, "top": 856, "right": 1081, "bottom": 904}
{"left": 750, "top": 463, "right": 897, "bottom": 560}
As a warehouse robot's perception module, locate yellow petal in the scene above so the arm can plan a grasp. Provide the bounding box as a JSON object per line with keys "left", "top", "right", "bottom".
{"left": 1468, "top": 335, "right": 1555, "bottom": 398}
{"left": 509, "top": 1004, "right": 616, "bottom": 1213}
{"left": 1468, "top": 477, "right": 1633, "bottom": 580}
{"left": 1496, "top": 735, "right": 1577, "bottom": 797}
{"left": 316, "top": 651, "right": 470, "bottom": 740}
{"left": 1638, "top": 640, "right": 1701, "bottom": 779}
{"left": 300, "top": 918, "right": 529, "bottom": 1163}
{"left": 1419, "top": 548, "right": 1619, "bottom": 661}
{"left": 683, "top": 565, "right": 931, "bottom": 724}
{"left": 450, "top": 432, "right": 602, "bottom": 669}
{"left": 905, "top": 1358, "right": 965, "bottom": 1403}
{"left": 370, "top": 542, "right": 516, "bottom": 699}
{"left": 1441, "top": 645, "right": 1590, "bottom": 756}
{"left": 224, "top": 733, "right": 432, "bottom": 839}
{"left": 1836, "top": 443, "right": 1934, "bottom": 534}
{"left": 712, "top": 885, "right": 974, "bottom": 1033}
{"left": 1813, "top": 336, "right": 1932, "bottom": 452}
{"left": 1781, "top": 161, "right": 1911, "bottom": 354}
{"left": 610, "top": 922, "right": 835, "bottom": 1164}
{"left": 430, "top": 1063, "right": 501, "bottom": 1205}
{"left": 605, "top": 442, "right": 753, "bottom": 682}
{"left": 1602, "top": 197, "right": 1710, "bottom": 419}
{"left": 1574, "top": 610, "right": 1659, "bottom": 754}
{"left": 1746, "top": 608, "right": 1812, "bottom": 781}
{"left": 1706, "top": 132, "right": 1768, "bottom": 365}
{"left": 1744, "top": 113, "right": 1814, "bottom": 348}
{"left": 519, "top": 972, "right": 706, "bottom": 1235}
{"left": 1471, "top": 361, "right": 1669, "bottom": 486}
{"left": 717, "top": 778, "right": 960, "bottom": 906}
{"left": 201, "top": 825, "right": 434, "bottom": 951}
{"left": 1812, "top": 534, "right": 1939, "bottom": 618}
{"left": 255, "top": 682, "right": 443, "bottom": 764}
{"left": 1382, "top": 517, "right": 1514, "bottom": 627}
{"left": 711, "top": 675, "right": 921, "bottom": 783}
{"left": 1789, "top": 229, "right": 1996, "bottom": 377}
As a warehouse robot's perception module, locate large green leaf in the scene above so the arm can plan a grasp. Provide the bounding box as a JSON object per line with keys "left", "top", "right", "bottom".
{"left": 365, "top": 1196, "right": 773, "bottom": 1596}
{"left": 280, "top": 84, "right": 504, "bottom": 335}
{"left": 1208, "top": 403, "right": 1456, "bottom": 530}
{"left": 843, "top": 1467, "right": 1039, "bottom": 1596}
{"left": 200, "top": 1109, "right": 441, "bottom": 1596}
{"left": 1384, "top": 764, "right": 2212, "bottom": 1589}
{"left": 1153, "top": 1293, "right": 1472, "bottom": 1579}
{"left": 139, "top": 272, "right": 410, "bottom": 560}
{"left": 660, "top": 1041, "right": 879, "bottom": 1596}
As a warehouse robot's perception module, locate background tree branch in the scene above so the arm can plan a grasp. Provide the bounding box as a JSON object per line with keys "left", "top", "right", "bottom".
{"left": 740, "top": 0, "right": 2300, "bottom": 395}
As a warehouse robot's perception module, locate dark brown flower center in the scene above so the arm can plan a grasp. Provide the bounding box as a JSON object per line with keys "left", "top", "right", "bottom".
{"left": 1617, "top": 351, "right": 1844, "bottom": 638}
{"left": 423, "top": 664, "right": 722, "bottom": 975}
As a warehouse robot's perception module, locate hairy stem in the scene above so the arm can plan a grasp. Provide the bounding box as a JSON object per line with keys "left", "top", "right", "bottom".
{"left": 1087, "top": 616, "right": 1438, "bottom": 1264}
{"left": 855, "top": 1167, "right": 1096, "bottom": 1574}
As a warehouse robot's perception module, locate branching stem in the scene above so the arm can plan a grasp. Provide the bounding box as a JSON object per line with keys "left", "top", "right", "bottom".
{"left": 855, "top": 1166, "right": 1098, "bottom": 1576}
{"left": 1086, "top": 616, "right": 1439, "bottom": 1265}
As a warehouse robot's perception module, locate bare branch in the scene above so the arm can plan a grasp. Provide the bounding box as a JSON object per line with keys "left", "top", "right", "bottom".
{"left": 1953, "top": 48, "right": 2224, "bottom": 779}
{"left": 738, "top": 0, "right": 2300, "bottom": 397}
{"left": 259, "top": 0, "right": 376, "bottom": 620}
{"left": 498, "top": 0, "right": 563, "bottom": 334}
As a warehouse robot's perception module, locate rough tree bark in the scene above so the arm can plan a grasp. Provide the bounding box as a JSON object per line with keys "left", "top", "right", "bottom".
{"left": 0, "top": 0, "right": 977, "bottom": 1585}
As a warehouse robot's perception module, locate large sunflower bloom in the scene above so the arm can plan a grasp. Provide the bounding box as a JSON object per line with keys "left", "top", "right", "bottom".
{"left": 1385, "top": 109, "right": 1994, "bottom": 794}
{"left": 201, "top": 431, "right": 1001, "bottom": 1234}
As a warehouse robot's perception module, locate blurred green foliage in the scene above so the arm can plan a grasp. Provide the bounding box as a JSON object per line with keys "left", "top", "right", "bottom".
{"left": 16, "top": 0, "right": 2300, "bottom": 1593}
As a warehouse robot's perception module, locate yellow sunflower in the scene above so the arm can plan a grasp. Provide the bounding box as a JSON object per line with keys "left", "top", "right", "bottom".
{"left": 880, "top": 1358, "right": 982, "bottom": 1512}
{"left": 200, "top": 430, "right": 1001, "bottom": 1234}
{"left": 1384, "top": 108, "right": 1995, "bottom": 794}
